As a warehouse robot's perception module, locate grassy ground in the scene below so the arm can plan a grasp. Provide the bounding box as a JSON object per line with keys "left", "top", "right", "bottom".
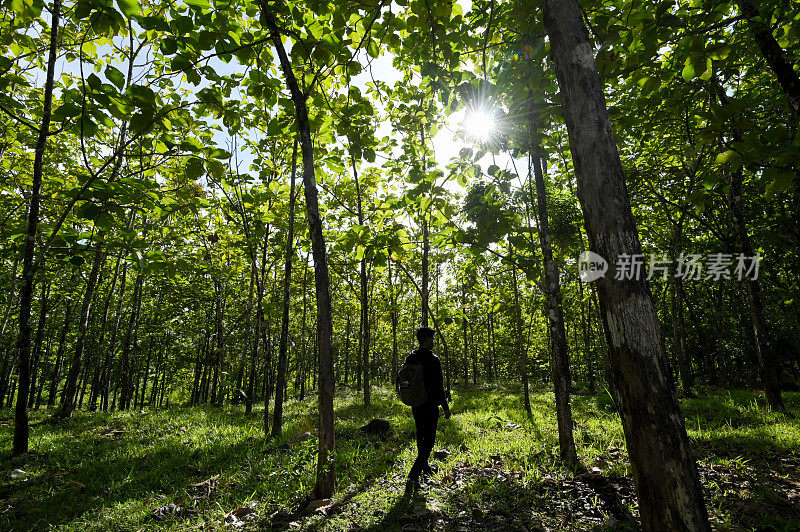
{"left": 1, "top": 385, "right": 798, "bottom": 531}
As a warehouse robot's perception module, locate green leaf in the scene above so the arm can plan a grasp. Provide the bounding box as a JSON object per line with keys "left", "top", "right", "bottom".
{"left": 207, "top": 159, "right": 225, "bottom": 180}
{"left": 681, "top": 63, "right": 695, "bottom": 82}
{"left": 76, "top": 202, "right": 101, "bottom": 221}
{"left": 714, "top": 150, "right": 739, "bottom": 164}
{"left": 765, "top": 168, "right": 796, "bottom": 195}
{"left": 105, "top": 65, "right": 125, "bottom": 90}
{"left": 160, "top": 37, "right": 178, "bottom": 56}
{"left": 707, "top": 44, "right": 731, "bottom": 60}
{"left": 185, "top": 157, "right": 205, "bottom": 180}
{"left": 117, "top": 0, "right": 141, "bottom": 19}
{"left": 367, "top": 40, "right": 379, "bottom": 59}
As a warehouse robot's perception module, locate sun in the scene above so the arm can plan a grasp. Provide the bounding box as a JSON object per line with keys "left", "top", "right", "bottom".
{"left": 463, "top": 108, "right": 496, "bottom": 143}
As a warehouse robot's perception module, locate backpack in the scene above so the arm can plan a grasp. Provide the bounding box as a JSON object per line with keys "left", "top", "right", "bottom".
{"left": 396, "top": 360, "right": 428, "bottom": 407}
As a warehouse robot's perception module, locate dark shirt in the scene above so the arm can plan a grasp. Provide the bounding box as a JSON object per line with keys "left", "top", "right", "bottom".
{"left": 404, "top": 347, "right": 448, "bottom": 409}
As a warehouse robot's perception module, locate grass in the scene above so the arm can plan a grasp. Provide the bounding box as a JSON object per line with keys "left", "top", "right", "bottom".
{"left": 1, "top": 385, "right": 799, "bottom": 530}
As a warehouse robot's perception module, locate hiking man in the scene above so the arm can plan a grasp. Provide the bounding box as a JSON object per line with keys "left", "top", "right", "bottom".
{"left": 403, "top": 326, "right": 451, "bottom": 495}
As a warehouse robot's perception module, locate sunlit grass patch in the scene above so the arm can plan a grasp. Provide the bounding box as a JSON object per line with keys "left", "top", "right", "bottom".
{"left": 1, "top": 386, "right": 798, "bottom": 530}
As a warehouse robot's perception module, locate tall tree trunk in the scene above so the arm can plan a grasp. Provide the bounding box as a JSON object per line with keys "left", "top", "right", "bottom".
{"left": 0, "top": 255, "right": 20, "bottom": 406}
{"left": 736, "top": 0, "right": 800, "bottom": 113}
{"left": 272, "top": 139, "right": 297, "bottom": 435}
{"left": 671, "top": 215, "right": 692, "bottom": 394}
{"left": 263, "top": 4, "right": 335, "bottom": 498}
{"left": 420, "top": 130, "right": 430, "bottom": 328}
{"left": 530, "top": 147, "right": 577, "bottom": 463}
{"left": 388, "top": 259, "right": 399, "bottom": 383}
{"left": 48, "top": 301, "right": 73, "bottom": 407}
{"left": 28, "top": 282, "right": 49, "bottom": 409}
{"left": 540, "top": 1, "right": 710, "bottom": 529}
{"left": 56, "top": 238, "right": 104, "bottom": 418}
{"left": 509, "top": 242, "right": 532, "bottom": 415}
{"left": 713, "top": 82, "right": 785, "bottom": 411}
{"left": 119, "top": 270, "right": 143, "bottom": 410}
{"left": 249, "top": 230, "right": 270, "bottom": 415}
{"left": 13, "top": 0, "right": 60, "bottom": 455}
{"left": 728, "top": 168, "right": 785, "bottom": 411}
{"left": 90, "top": 251, "right": 123, "bottom": 411}
{"left": 235, "top": 268, "right": 255, "bottom": 406}
{"left": 102, "top": 261, "right": 128, "bottom": 411}
{"left": 351, "top": 155, "right": 370, "bottom": 407}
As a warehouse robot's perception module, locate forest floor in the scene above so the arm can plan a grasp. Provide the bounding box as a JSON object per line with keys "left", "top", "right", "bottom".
{"left": 1, "top": 385, "right": 799, "bottom": 531}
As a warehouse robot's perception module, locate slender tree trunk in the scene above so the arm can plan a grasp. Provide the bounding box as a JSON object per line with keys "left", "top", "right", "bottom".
{"left": 420, "top": 127, "right": 430, "bottom": 327}
{"left": 28, "top": 282, "right": 49, "bottom": 408}
{"left": 56, "top": 238, "right": 104, "bottom": 418}
{"left": 34, "top": 333, "right": 52, "bottom": 409}
{"left": 0, "top": 255, "right": 20, "bottom": 406}
{"left": 509, "top": 243, "right": 532, "bottom": 415}
{"left": 672, "top": 216, "right": 692, "bottom": 394}
{"left": 421, "top": 219, "right": 430, "bottom": 327}
{"left": 13, "top": 0, "right": 60, "bottom": 455}
{"left": 388, "top": 259, "right": 399, "bottom": 383}
{"left": 712, "top": 82, "right": 786, "bottom": 411}
{"left": 344, "top": 313, "right": 350, "bottom": 385}
{"left": 102, "top": 261, "right": 128, "bottom": 411}
{"left": 728, "top": 168, "right": 785, "bottom": 411}
{"left": 541, "top": 1, "right": 710, "bottom": 528}
{"left": 90, "top": 251, "right": 123, "bottom": 411}
{"left": 351, "top": 155, "right": 371, "bottom": 406}
{"left": 263, "top": 4, "right": 335, "bottom": 498}
{"left": 272, "top": 139, "right": 297, "bottom": 435}
{"left": 736, "top": 0, "right": 800, "bottom": 113}
{"left": 530, "top": 148, "right": 577, "bottom": 462}
{"left": 48, "top": 301, "right": 72, "bottom": 407}
{"left": 119, "top": 270, "right": 143, "bottom": 410}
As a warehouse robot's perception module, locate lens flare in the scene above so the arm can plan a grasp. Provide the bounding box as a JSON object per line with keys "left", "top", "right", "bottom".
{"left": 463, "top": 108, "right": 496, "bottom": 142}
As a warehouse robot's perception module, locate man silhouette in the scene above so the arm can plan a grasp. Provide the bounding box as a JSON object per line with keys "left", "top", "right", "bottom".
{"left": 404, "top": 326, "right": 451, "bottom": 495}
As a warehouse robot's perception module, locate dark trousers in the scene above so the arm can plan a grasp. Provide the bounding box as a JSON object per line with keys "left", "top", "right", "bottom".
{"left": 408, "top": 401, "right": 439, "bottom": 481}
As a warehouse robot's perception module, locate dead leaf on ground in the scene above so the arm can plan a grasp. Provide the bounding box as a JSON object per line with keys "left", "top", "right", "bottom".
{"left": 306, "top": 498, "right": 337, "bottom": 514}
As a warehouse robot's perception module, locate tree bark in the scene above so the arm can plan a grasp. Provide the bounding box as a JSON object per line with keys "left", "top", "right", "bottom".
{"left": 509, "top": 242, "right": 532, "bottom": 415}
{"left": 388, "top": 258, "right": 399, "bottom": 383}
{"left": 56, "top": 238, "right": 104, "bottom": 418}
{"left": 14, "top": 0, "right": 60, "bottom": 455}
{"left": 102, "top": 261, "right": 128, "bottom": 411}
{"left": 420, "top": 127, "right": 430, "bottom": 328}
{"left": 90, "top": 250, "right": 123, "bottom": 411}
{"left": 28, "top": 282, "right": 49, "bottom": 409}
{"left": 728, "top": 167, "right": 785, "bottom": 411}
{"left": 272, "top": 139, "right": 297, "bottom": 435}
{"left": 351, "top": 155, "right": 371, "bottom": 406}
{"left": 530, "top": 147, "right": 577, "bottom": 463}
{"left": 263, "top": 3, "right": 335, "bottom": 498}
{"left": 119, "top": 270, "right": 143, "bottom": 410}
{"left": 540, "top": 0, "right": 710, "bottom": 529}
{"left": 713, "top": 82, "right": 785, "bottom": 411}
{"left": 47, "top": 301, "right": 72, "bottom": 407}
{"left": 0, "top": 255, "right": 20, "bottom": 406}
{"left": 736, "top": 0, "right": 800, "bottom": 114}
